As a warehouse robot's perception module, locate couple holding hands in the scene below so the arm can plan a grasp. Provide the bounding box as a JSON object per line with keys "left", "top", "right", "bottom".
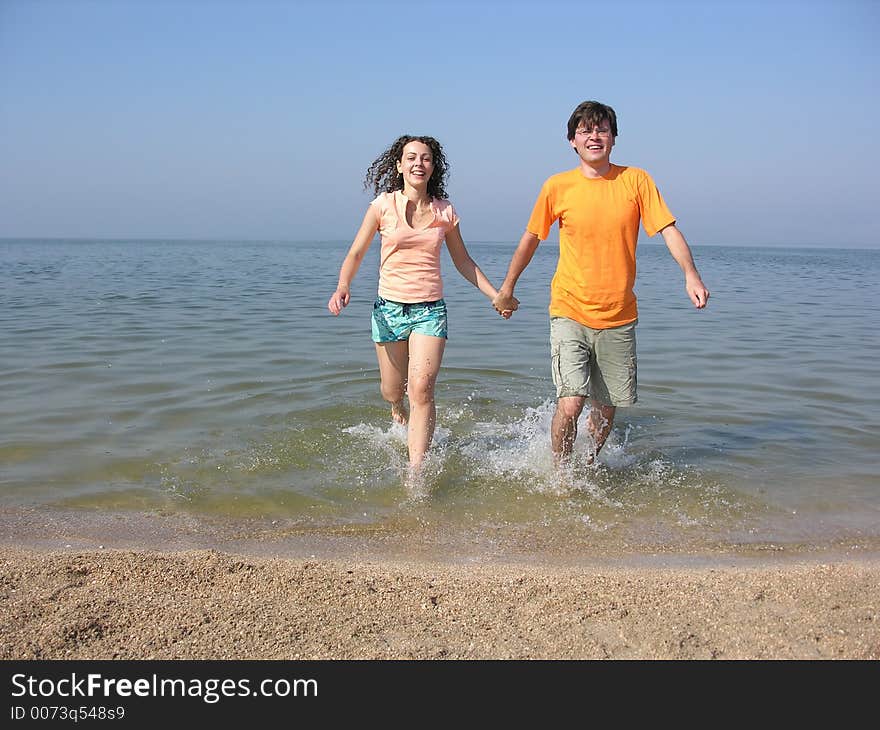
{"left": 328, "top": 100, "right": 709, "bottom": 478}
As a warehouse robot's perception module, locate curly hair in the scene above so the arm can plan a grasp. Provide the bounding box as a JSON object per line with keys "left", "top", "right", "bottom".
{"left": 363, "top": 135, "right": 450, "bottom": 200}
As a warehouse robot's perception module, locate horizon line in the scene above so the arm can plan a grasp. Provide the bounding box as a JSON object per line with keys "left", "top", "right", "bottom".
{"left": 1, "top": 236, "right": 878, "bottom": 251}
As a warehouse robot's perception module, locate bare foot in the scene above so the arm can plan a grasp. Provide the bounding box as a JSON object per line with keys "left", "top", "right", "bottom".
{"left": 404, "top": 463, "right": 428, "bottom": 499}
{"left": 553, "top": 458, "right": 576, "bottom": 494}
{"left": 391, "top": 400, "right": 409, "bottom": 425}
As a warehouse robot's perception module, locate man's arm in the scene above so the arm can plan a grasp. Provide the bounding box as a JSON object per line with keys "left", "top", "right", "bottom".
{"left": 660, "top": 224, "right": 709, "bottom": 309}
{"left": 492, "top": 230, "right": 541, "bottom": 313}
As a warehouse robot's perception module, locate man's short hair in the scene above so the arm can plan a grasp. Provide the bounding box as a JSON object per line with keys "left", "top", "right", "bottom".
{"left": 567, "top": 101, "right": 618, "bottom": 140}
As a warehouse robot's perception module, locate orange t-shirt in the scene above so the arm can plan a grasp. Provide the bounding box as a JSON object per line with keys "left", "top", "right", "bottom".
{"left": 370, "top": 191, "right": 460, "bottom": 303}
{"left": 527, "top": 165, "right": 675, "bottom": 328}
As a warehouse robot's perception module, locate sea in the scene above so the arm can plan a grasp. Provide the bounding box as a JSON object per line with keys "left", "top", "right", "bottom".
{"left": 1, "top": 238, "right": 878, "bottom": 565}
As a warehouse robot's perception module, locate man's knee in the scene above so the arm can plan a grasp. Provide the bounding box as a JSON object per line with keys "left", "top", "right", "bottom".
{"left": 556, "top": 396, "right": 587, "bottom": 420}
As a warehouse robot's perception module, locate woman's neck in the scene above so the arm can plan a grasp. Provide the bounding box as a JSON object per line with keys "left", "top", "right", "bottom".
{"left": 399, "top": 184, "right": 431, "bottom": 206}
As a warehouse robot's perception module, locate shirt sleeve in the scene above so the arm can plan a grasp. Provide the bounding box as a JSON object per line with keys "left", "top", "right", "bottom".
{"left": 637, "top": 172, "right": 676, "bottom": 237}
{"left": 369, "top": 193, "right": 391, "bottom": 232}
{"left": 526, "top": 179, "right": 556, "bottom": 241}
{"left": 446, "top": 201, "right": 460, "bottom": 228}
{"left": 435, "top": 199, "right": 460, "bottom": 229}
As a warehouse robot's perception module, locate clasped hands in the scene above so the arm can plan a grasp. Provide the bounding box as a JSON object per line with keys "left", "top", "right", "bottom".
{"left": 492, "top": 291, "right": 519, "bottom": 320}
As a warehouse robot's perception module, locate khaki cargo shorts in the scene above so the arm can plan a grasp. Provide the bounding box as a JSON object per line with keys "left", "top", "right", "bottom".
{"left": 549, "top": 316, "right": 638, "bottom": 406}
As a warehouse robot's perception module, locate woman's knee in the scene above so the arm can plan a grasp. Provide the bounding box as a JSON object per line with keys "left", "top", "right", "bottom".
{"left": 379, "top": 380, "right": 405, "bottom": 404}
{"left": 407, "top": 376, "right": 436, "bottom": 406}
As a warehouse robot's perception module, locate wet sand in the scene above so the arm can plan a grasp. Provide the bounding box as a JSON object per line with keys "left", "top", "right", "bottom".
{"left": 2, "top": 508, "right": 878, "bottom": 660}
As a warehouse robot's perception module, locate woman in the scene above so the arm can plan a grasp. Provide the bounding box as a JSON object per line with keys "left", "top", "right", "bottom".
{"left": 328, "top": 134, "right": 514, "bottom": 477}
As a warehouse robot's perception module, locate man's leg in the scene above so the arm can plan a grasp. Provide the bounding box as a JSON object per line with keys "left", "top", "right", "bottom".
{"left": 551, "top": 395, "right": 587, "bottom": 465}
{"left": 587, "top": 399, "right": 616, "bottom": 460}
{"left": 586, "top": 320, "right": 636, "bottom": 460}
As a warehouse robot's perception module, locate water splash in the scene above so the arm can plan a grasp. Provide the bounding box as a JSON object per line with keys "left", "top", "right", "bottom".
{"left": 339, "top": 400, "right": 645, "bottom": 506}
{"left": 131, "top": 396, "right": 746, "bottom": 532}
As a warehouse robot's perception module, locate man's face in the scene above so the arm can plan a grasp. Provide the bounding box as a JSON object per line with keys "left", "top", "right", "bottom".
{"left": 570, "top": 120, "right": 615, "bottom": 166}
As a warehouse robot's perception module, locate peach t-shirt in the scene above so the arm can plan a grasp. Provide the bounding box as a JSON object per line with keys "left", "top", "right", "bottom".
{"left": 527, "top": 165, "right": 675, "bottom": 328}
{"left": 370, "top": 191, "right": 460, "bottom": 303}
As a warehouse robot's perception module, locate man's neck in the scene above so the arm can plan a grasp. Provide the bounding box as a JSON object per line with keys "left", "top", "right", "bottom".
{"left": 578, "top": 160, "right": 612, "bottom": 179}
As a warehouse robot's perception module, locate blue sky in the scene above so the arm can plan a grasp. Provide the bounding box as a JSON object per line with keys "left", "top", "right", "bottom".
{"left": 1, "top": 0, "right": 878, "bottom": 247}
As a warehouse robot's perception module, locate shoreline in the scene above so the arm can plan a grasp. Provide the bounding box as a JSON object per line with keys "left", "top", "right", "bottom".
{"left": 2, "top": 507, "right": 879, "bottom": 660}
{"left": 3, "top": 504, "right": 880, "bottom": 569}
{"left": 0, "top": 506, "right": 880, "bottom": 568}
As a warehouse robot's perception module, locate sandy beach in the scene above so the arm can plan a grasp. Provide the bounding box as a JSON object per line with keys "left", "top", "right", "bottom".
{"left": 2, "top": 524, "right": 879, "bottom": 660}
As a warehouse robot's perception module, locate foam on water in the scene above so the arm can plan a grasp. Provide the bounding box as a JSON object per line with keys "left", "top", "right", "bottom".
{"left": 336, "top": 393, "right": 760, "bottom": 540}
{"left": 339, "top": 400, "right": 666, "bottom": 509}
{"left": 342, "top": 421, "right": 408, "bottom": 468}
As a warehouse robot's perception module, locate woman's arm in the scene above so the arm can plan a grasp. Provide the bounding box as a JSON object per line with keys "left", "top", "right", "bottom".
{"left": 445, "top": 225, "right": 499, "bottom": 297}
{"left": 445, "top": 224, "right": 517, "bottom": 317}
{"left": 327, "top": 207, "right": 380, "bottom": 315}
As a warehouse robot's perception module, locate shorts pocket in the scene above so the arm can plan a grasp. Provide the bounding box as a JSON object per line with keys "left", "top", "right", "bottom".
{"left": 550, "top": 341, "right": 563, "bottom": 388}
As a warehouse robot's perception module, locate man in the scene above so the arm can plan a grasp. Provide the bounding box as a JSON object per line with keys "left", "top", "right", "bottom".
{"left": 492, "top": 100, "right": 709, "bottom": 464}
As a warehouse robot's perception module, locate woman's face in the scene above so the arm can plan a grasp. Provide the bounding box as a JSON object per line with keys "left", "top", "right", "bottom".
{"left": 396, "top": 141, "right": 434, "bottom": 189}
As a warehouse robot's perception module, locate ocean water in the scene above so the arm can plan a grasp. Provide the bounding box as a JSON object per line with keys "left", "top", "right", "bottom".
{"left": 1, "top": 238, "right": 879, "bottom": 559}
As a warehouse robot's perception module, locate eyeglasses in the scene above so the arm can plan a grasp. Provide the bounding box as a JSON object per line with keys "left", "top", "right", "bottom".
{"left": 575, "top": 127, "right": 612, "bottom": 137}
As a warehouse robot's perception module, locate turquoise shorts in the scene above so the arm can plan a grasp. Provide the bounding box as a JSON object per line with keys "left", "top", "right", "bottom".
{"left": 371, "top": 297, "right": 448, "bottom": 343}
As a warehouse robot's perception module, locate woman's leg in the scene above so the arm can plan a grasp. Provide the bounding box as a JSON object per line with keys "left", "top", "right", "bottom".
{"left": 374, "top": 340, "right": 410, "bottom": 424}
{"left": 405, "top": 333, "right": 446, "bottom": 471}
